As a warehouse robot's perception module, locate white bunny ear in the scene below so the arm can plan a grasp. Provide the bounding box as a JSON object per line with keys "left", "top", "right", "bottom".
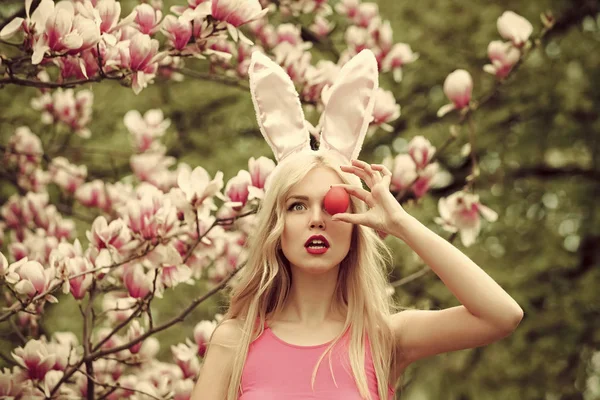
{"left": 248, "top": 51, "right": 310, "bottom": 162}
{"left": 318, "top": 49, "right": 379, "bottom": 162}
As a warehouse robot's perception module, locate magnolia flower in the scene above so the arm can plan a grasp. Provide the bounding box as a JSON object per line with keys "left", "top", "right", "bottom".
{"left": 0, "top": 252, "right": 19, "bottom": 284}
{"left": 134, "top": 4, "right": 163, "bottom": 35}
{"left": 412, "top": 163, "right": 439, "bottom": 198}
{"left": 9, "top": 259, "right": 57, "bottom": 301}
{"left": 434, "top": 191, "right": 498, "bottom": 247}
{"left": 87, "top": 216, "right": 132, "bottom": 252}
{"left": 193, "top": 320, "right": 217, "bottom": 357}
{"left": 124, "top": 109, "right": 171, "bottom": 151}
{"left": 177, "top": 166, "right": 224, "bottom": 210}
{"left": 48, "top": 157, "right": 87, "bottom": 194}
{"left": 353, "top": 2, "right": 379, "bottom": 28}
{"left": 483, "top": 40, "right": 521, "bottom": 79}
{"left": 211, "top": 0, "right": 268, "bottom": 44}
{"left": 127, "top": 320, "right": 146, "bottom": 354}
{"left": 12, "top": 339, "right": 57, "bottom": 380}
{"left": 161, "top": 15, "right": 193, "bottom": 50}
{"left": 225, "top": 170, "right": 252, "bottom": 210}
{"left": 128, "top": 33, "right": 164, "bottom": 94}
{"left": 309, "top": 14, "right": 334, "bottom": 38}
{"left": 122, "top": 264, "right": 152, "bottom": 298}
{"left": 248, "top": 156, "right": 275, "bottom": 191}
{"left": 380, "top": 43, "right": 419, "bottom": 82}
{"left": 371, "top": 88, "right": 401, "bottom": 132}
{"left": 407, "top": 136, "right": 436, "bottom": 170}
{"left": 75, "top": 180, "right": 111, "bottom": 211}
{"left": 437, "top": 69, "right": 473, "bottom": 118}
{"left": 171, "top": 340, "right": 201, "bottom": 379}
{"left": 388, "top": 154, "right": 418, "bottom": 192}
{"left": 211, "top": 0, "right": 268, "bottom": 27}
{"left": 497, "top": 11, "right": 533, "bottom": 47}
{"left": 173, "top": 379, "right": 195, "bottom": 400}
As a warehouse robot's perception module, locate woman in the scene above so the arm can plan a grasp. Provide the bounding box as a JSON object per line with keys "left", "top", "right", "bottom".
{"left": 191, "top": 49, "right": 523, "bottom": 400}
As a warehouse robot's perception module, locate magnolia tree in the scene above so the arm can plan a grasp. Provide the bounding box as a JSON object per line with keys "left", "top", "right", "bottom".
{"left": 0, "top": 0, "right": 556, "bottom": 398}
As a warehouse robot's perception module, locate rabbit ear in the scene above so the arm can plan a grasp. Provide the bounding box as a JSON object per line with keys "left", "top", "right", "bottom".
{"left": 248, "top": 51, "right": 310, "bottom": 162}
{"left": 318, "top": 49, "right": 379, "bottom": 162}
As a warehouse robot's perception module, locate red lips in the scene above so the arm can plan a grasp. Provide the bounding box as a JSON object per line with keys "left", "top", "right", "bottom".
{"left": 304, "top": 235, "right": 330, "bottom": 248}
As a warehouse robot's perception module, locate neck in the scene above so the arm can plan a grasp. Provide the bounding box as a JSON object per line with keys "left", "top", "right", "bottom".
{"left": 276, "top": 264, "right": 345, "bottom": 327}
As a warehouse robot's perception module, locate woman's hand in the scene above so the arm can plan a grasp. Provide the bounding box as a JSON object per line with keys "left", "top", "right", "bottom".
{"left": 332, "top": 159, "right": 408, "bottom": 236}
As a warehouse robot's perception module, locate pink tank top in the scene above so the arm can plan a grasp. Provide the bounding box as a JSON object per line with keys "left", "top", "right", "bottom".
{"left": 240, "top": 322, "right": 395, "bottom": 399}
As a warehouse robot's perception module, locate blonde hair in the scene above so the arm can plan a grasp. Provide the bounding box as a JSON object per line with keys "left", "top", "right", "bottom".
{"left": 216, "top": 151, "right": 400, "bottom": 400}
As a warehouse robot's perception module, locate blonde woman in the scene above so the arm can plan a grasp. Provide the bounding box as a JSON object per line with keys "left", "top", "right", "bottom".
{"left": 191, "top": 50, "right": 523, "bottom": 400}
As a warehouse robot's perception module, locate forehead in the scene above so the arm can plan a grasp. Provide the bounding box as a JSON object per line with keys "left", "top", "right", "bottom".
{"left": 287, "top": 167, "right": 343, "bottom": 198}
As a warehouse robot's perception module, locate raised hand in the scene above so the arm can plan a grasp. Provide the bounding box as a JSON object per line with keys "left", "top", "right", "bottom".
{"left": 332, "top": 159, "right": 408, "bottom": 235}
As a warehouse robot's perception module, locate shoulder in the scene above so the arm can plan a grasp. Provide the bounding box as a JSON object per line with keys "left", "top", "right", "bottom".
{"left": 210, "top": 318, "right": 244, "bottom": 347}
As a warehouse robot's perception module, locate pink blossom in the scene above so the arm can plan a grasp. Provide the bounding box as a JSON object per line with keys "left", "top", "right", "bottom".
{"left": 122, "top": 186, "right": 178, "bottom": 240}
{"left": 497, "top": 11, "right": 533, "bottom": 47}
{"left": 134, "top": 4, "right": 163, "bottom": 35}
{"left": 225, "top": 170, "right": 252, "bottom": 210}
{"left": 193, "top": 320, "right": 217, "bottom": 357}
{"left": 437, "top": 69, "right": 473, "bottom": 117}
{"left": 122, "top": 264, "right": 152, "bottom": 298}
{"left": 75, "top": 180, "right": 111, "bottom": 211}
{"left": 177, "top": 166, "right": 224, "bottom": 210}
{"left": 412, "top": 163, "right": 439, "bottom": 198}
{"left": 9, "top": 259, "right": 56, "bottom": 300}
{"left": 4, "top": 126, "right": 43, "bottom": 173}
{"left": 161, "top": 15, "right": 192, "bottom": 50}
{"left": 434, "top": 191, "right": 498, "bottom": 247}
{"left": 353, "top": 2, "right": 379, "bottom": 28}
{"left": 11, "top": 339, "right": 56, "bottom": 380}
{"left": 87, "top": 216, "right": 132, "bottom": 252}
{"left": 173, "top": 380, "right": 195, "bottom": 400}
{"left": 334, "top": 0, "right": 359, "bottom": 19}
{"left": 407, "top": 136, "right": 436, "bottom": 170}
{"left": 344, "top": 26, "right": 370, "bottom": 54}
{"left": 95, "top": 0, "right": 126, "bottom": 34}
{"left": 381, "top": 43, "right": 419, "bottom": 82}
{"left": 388, "top": 154, "right": 418, "bottom": 192}
{"left": 211, "top": 0, "right": 268, "bottom": 28}
{"left": 371, "top": 88, "right": 401, "bottom": 131}
{"left": 64, "top": 257, "right": 92, "bottom": 299}
{"left": 171, "top": 341, "right": 200, "bottom": 378}
{"left": 483, "top": 40, "right": 521, "bottom": 79}
{"left": 309, "top": 15, "right": 334, "bottom": 38}
{"left": 248, "top": 156, "right": 275, "bottom": 189}
{"left": 48, "top": 157, "right": 87, "bottom": 193}
{"left": 127, "top": 320, "right": 145, "bottom": 354}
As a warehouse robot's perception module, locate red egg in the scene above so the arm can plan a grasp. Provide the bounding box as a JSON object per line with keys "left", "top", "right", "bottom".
{"left": 324, "top": 186, "right": 350, "bottom": 215}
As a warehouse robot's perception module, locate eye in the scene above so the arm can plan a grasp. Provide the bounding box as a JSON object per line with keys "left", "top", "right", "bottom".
{"left": 287, "top": 202, "right": 306, "bottom": 211}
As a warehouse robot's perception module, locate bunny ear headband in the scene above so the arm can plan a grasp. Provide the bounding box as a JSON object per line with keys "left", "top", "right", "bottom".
{"left": 248, "top": 49, "right": 379, "bottom": 173}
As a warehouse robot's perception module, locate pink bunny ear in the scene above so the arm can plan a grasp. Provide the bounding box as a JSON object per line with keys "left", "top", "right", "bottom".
{"left": 318, "top": 49, "right": 379, "bottom": 162}
{"left": 248, "top": 51, "right": 310, "bottom": 162}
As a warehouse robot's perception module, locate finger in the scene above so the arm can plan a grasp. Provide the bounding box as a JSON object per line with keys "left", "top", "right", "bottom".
{"left": 331, "top": 212, "right": 366, "bottom": 225}
{"left": 352, "top": 159, "right": 382, "bottom": 183}
{"left": 371, "top": 164, "right": 392, "bottom": 177}
{"left": 340, "top": 165, "right": 375, "bottom": 187}
{"left": 331, "top": 183, "right": 373, "bottom": 207}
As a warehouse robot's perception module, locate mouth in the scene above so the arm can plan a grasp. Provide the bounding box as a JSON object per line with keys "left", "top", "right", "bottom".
{"left": 304, "top": 235, "right": 330, "bottom": 253}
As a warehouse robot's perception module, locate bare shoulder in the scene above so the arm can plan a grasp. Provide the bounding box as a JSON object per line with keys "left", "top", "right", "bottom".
{"left": 190, "top": 318, "right": 245, "bottom": 400}
{"left": 210, "top": 318, "right": 244, "bottom": 347}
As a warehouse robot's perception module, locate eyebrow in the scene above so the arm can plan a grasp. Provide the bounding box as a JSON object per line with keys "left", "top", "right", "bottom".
{"left": 286, "top": 195, "right": 309, "bottom": 202}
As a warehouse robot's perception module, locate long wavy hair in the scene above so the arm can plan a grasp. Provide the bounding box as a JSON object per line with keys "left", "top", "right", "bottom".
{"left": 215, "top": 151, "right": 400, "bottom": 400}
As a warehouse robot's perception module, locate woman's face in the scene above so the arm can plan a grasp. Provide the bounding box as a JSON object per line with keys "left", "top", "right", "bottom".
{"left": 280, "top": 166, "right": 353, "bottom": 275}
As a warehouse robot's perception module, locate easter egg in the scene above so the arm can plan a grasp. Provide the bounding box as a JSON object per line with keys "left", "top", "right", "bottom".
{"left": 324, "top": 186, "right": 350, "bottom": 215}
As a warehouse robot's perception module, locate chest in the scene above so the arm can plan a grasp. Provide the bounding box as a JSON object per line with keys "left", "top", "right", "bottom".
{"left": 240, "top": 329, "right": 391, "bottom": 400}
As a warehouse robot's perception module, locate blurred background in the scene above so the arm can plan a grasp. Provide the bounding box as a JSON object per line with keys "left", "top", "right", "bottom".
{"left": 0, "top": 0, "right": 599, "bottom": 399}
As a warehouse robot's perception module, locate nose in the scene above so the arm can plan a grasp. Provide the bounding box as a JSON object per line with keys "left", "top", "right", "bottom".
{"left": 309, "top": 206, "right": 325, "bottom": 229}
